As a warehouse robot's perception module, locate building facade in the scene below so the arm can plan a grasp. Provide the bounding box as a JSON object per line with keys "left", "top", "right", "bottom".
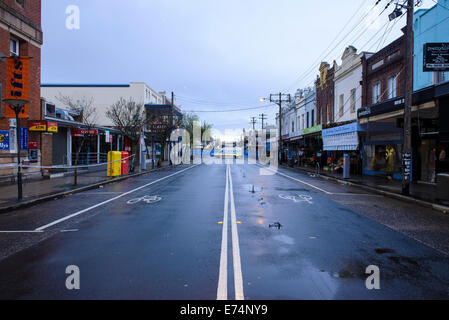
{"left": 41, "top": 82, "right": 164, "bottom": 127}
{"left": 414, "top": 0, "right": 449, "bottom": 91}
{"left": 0, "top": 0, "right": 43, "bottom": 177}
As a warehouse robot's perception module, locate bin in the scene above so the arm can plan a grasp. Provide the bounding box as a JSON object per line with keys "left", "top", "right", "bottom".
{"left": 121, "top": 151, "right": 130, "bottom": 175}
{"left": 107, "top": 151, "right": 122, "bottom": 177}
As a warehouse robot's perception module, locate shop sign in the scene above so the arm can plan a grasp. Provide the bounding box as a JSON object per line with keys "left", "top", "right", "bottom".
{"left": 424, "top": 43, "right": 449, "bottom": 72}
{"left": 47, "top": 122, "right": 58, "bottom": 133}
{"left": 322, "top": 122, "right": 365, "bottom": 137}
{"left": 5, "top": 57, "right": 30, "bottom": 119}
{"left": 72, "top": 129, "right": 98, "bottom": 137}
{"left": 0, "top": 130, "right": 10, "bottom": 150}
{"left": 29, "top": 121, "right": 47, "bottom": 132}
{"left": 303, "top": 124, "right": 322, "bottom": 135}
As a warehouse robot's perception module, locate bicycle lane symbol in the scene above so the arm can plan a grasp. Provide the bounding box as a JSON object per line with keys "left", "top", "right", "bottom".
{"left": 278, "top": 194, "right": 313, "bottom": 204}
{"left": 127, "top": 195, "right": 162, "bottom": 205}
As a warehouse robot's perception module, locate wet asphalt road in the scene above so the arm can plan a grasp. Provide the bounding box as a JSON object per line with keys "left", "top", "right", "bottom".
{"left": 0, "top": 163, "right": 448, "bottom": 299}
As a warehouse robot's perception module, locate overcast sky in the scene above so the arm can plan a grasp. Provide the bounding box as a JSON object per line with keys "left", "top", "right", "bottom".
{"left": 42, "top": 0, "right": 436, "bottom": 139}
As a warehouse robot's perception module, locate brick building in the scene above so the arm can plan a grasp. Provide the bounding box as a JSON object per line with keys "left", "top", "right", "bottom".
{"left": 0, "top": 0, "right": 43, "bottom": 177}
{"left": 315, "top": 61, "right": 335, "bottom": 127}
{"left": 361, "top": 31, "right": 406, "bottom": 108}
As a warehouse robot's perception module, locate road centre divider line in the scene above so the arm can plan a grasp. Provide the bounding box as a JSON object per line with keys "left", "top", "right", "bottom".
{"left": 35, "top": 165, "right": 200, "bottom": 231}
{"left": 217, "top": 165, "right": 229, "bottom": 300}
{"left": 228, "top": 164, "right": 245, "bottom": 300}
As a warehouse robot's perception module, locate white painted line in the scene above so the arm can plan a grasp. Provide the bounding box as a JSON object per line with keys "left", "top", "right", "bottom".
{"left": 331, "top": 193, "right": 384, "bottom": 196}
{"left": 35, "top": 165, "right": 200, "bottom": 231}
{"left": 60, "top": 229, "right": 79, "bottom": 233}
{"left": 258, "top": 164, "right": 383, "bottom": 197}
{"left": 258, "top": 164, "right": 332, "bottom": 194}
{"left": 228, "top": 165, "right": 245, "bottom": 300}
{"left": 217, "top": 164, "right": 229, "bottom": 300}
{"left": 0, "top": 231, "right": 44, "bottom": 233}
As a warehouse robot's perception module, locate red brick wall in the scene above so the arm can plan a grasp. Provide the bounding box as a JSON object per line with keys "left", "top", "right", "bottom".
{"left": 2, "top": 0, "right": 41, "bottom": 27}
{"left": 0, "top": 0, "right": 42, "bottom": 169}
{"left": 316, "top": 67, "right": 335, "bottom": 127}
{"left": 362, "top": 35, "right": 406, "bottom": 106}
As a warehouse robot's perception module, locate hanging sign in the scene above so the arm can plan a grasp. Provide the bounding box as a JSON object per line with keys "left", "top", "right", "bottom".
{"left": 5, "top": 57, "right": 30, "bottom": 118}
{"left": 423, "top": 43, "right": 449, "bottom": 72}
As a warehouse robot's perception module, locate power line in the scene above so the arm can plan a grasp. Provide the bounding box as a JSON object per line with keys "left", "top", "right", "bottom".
{"left": 284, "top": 0, "right": 388, "bottom": 92}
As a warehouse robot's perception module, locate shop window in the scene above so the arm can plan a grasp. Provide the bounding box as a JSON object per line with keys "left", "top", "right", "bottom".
{"left": 432, "top": 72, "right": 446, "bottom": 85}
{"left": 364, "top": 144, "right": 401, "bottom": 174}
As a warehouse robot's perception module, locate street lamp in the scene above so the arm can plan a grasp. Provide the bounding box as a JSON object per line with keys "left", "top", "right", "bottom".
{"left": 2, "top": 99, "right": 29, "bottom": 201}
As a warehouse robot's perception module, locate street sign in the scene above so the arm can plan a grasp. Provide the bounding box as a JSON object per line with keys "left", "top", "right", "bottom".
{"left": 20, "top": 127, "right": 28, "bottom": 150}
{"left": 402, "top": 153, "right": 412, "bottom": 181}
{"left": 5, "top": 57, "right": 30, "bottom": 118}
{"left": 0, "top": 130, "right": 10, "bottom": 150}
{"left": 423, "top": 43, "right": 449, "bottom": 72}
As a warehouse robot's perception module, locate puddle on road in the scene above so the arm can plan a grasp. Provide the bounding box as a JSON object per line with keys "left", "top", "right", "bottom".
{"left": 273, "top": 234, "right": 295, "bottom": 245}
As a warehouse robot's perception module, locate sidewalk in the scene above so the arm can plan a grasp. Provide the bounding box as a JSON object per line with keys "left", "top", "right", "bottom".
{"left": 0, "top": 161, "right": 171, "bottom": 211}
{"left": 283, "top": 164, "right": 448, "bottom": 208}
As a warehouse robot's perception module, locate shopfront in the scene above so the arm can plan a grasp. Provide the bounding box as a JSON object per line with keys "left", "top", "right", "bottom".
{"left": 322, "top": 122, "right": 363, "bottom": 174}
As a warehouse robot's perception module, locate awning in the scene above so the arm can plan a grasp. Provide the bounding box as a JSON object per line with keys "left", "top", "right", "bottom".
{"left": 323, "top": 131, "right": 359, "bottom": 151}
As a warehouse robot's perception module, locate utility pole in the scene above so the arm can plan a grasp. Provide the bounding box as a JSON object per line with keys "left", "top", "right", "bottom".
{"left": 268, "top": 93, "right": 291, "bottom": 164}
{"left": 169, "top": 91, "right": 175, "bottom": 166}
{"left": 402, "top": 0, "right": 414, "bottom": 195}
{"left": 259, "top": 113, "right": 267, "bottom": 130}
{"left": 250, "top": 117, "right": 257, "bottom": 131}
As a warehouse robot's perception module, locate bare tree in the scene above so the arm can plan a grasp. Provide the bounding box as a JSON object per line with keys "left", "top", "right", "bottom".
{"left": 57, "top": 94, "right": 98, "bottom": 185}
{"left": 146, "top": 107, "right": 182, "bottom": 167}
{"left": 106, "top": 97, "right": 146, "bottom": 171}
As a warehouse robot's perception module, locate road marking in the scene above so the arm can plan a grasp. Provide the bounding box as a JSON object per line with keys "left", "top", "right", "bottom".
{"left": 126, "top": 195, "right": 162, "bottom": 205}
{"left": 217, "top": 164, "right": 229, "bottom": 300}
{"left": 257, "top": 164, "right": 333, "bottom": 194}
{"left": 60, "top": 229, "right": 79, "bottom": 233}
{"left": 279, "top": 194, "right": 314, "bottom": 204}
{"left": 0, "top": 231, "right": 44, "bottom": 233}
{"left": 228, "top": 165, "right": 245, "bottom": 300}
{"left": 258, "top": 164, "right": 384, "bottom": 197}
{"left": 35, "top": 165, "right": 199, "bottom": 231}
